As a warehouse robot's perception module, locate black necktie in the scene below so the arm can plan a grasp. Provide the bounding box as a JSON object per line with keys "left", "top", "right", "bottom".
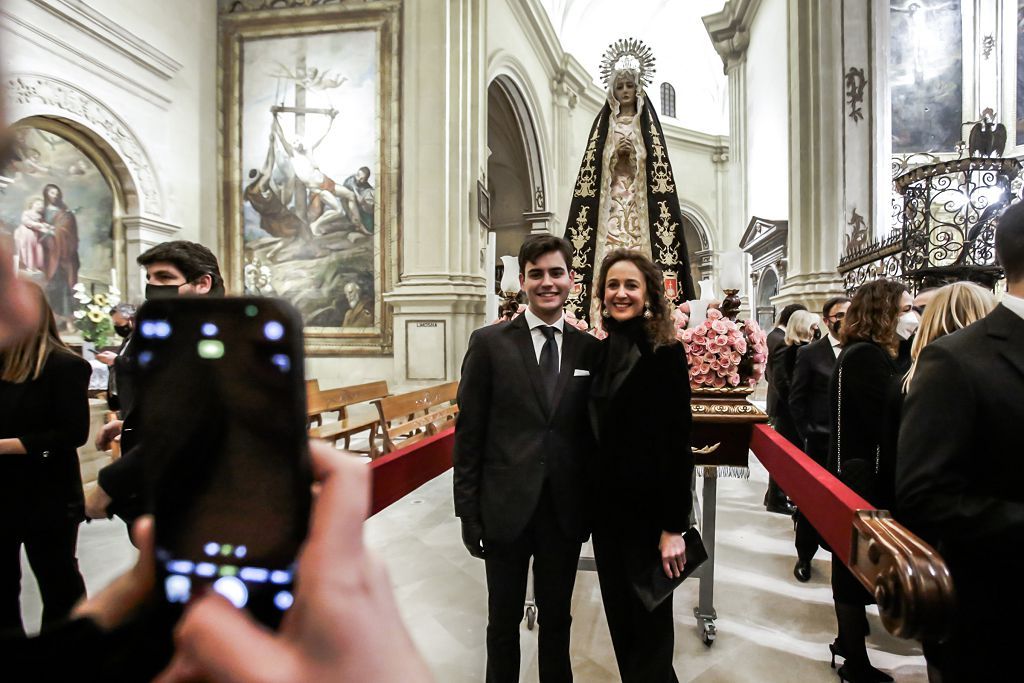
{"left": 539, "top": 326, "right": 559, "bottom": 401}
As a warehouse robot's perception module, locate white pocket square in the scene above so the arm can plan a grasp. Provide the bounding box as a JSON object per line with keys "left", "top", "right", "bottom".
{"left": 573, "top": 369, "right": 591, "bottom": 377}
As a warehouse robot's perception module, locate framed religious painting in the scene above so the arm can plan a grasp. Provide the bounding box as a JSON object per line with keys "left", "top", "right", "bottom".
{"left": 0, "top": 116, "right": 126, "bottom": 338}
{"left": 219, "top": 0, "right": 399, "bottom": 355}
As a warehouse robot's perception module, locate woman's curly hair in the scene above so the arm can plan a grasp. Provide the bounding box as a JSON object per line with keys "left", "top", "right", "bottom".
{"left": 840, "top": 279, "right": 907, "bottom": 357}
{"left": 594, "top": 248, "right": 678, "bottom": 348}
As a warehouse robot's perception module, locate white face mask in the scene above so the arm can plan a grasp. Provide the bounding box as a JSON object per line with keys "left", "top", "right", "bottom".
{"left": 896, "top": 311, "right": 920, "bottom": 340}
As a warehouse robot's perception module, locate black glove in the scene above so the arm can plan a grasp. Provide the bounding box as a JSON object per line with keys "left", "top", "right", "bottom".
{"left": 461, "top": 519, "right": 486, "bottom": 559}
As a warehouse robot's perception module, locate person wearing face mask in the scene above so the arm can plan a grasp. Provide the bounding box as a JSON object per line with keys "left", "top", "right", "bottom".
{"left": 788, "top": 296, "right": 851, "bottom": 582}
{"left": 588, "top": 249, "right": 692, "bottom": 683}
{"left": 95, "top": 303, "right": 137, "bottom": 413}
{"left": 87, "top": 241, "right": 224, "bottom": 534}
{"left": 894, "top": 299, "right": 920, "bottom": 373}
{"left": 825, "top": 279, "right": 912, "bottom": 683}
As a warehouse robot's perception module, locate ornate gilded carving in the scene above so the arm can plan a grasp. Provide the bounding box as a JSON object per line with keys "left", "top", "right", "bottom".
{"left": 574, "top": 124, "right": 600, "bottom": 198}
{"left": 653, "top": 200, "right": 679, "bottom": 268}
{"left": 7, "top": 75, "right": 162, "bottom": 216}
{"left": 564, "top": 206, "right": 593, "bottom": 316}
{"left": 647, "top": 121, "right": 675, "bottom": 194}
{"left": 850, "top": 510, "right": 956, "bottom": 641}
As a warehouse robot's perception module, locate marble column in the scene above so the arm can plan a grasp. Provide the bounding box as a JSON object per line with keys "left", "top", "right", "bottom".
{"left": 384, "top": 0, "right": 488, "bottom": 384}
{"left": 776, "top": 0, "right": 846, "bottom": 311}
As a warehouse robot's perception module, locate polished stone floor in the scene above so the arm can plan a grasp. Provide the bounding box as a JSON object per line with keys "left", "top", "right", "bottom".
{"left": 20, "top": 452, "right": 927, "bottom": 681}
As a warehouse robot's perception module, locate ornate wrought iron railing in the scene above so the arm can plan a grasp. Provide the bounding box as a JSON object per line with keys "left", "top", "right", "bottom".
{"left": 838, "top": 157, "right": 1022, "bottom": 294}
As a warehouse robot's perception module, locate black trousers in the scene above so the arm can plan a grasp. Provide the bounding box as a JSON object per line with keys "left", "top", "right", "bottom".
{"left": 0, "top": 518, "right": 86, "bottom": 637}
{"left": 794, "top": 510, "right": 820, "bottom": 563}
{"left": 483, "top": 484, "right": 582, "bottom": 683}
{"left": 592, "top": 527, "right": 679, "bottom": 683}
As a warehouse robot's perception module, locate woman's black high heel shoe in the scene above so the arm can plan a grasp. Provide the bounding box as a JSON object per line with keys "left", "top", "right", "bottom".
{"left": 836, "top": 662, "right": 893, "bottom": 683}
{"left": 829, "top": 639, "right": 843, "bottom": 668}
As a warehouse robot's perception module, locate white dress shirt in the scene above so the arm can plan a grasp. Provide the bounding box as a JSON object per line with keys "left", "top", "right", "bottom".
{"left": 828, "top": 332, "right": 842, "bottom": 358}
{"left": 1002, "top": 293, "right": 1024, "bottom": 322}
{"left": 523, "top": 308, "right": 564, "bottom": 369}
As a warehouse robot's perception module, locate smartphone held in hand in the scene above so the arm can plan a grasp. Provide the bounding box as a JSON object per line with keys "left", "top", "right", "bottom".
{"left": 134, "top": 297, "right": 312, "bottom": 628}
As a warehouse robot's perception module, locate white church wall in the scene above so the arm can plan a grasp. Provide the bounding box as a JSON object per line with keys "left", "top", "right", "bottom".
{"left": 1, "top": 0, "right": 218, "bottom": 302}
{"left": 744, "top": 0, "right": 789, "bottom": 222}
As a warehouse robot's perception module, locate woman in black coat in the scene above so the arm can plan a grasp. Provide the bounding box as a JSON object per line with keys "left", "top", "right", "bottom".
{"left": 0, "top": 283, "right": 89, "bottom": 636}
{"left": 826, "top": 279, "right": 914, "bottom": 683}
{"left": 589, "top": 249, "right": 693, "bottom": 683}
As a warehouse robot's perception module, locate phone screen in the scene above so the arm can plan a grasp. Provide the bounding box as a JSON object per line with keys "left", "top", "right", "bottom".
{"left": 134, "top": 297, "right": 311, "bottom": 627}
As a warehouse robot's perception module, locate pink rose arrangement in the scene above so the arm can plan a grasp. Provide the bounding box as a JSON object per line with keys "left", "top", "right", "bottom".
{"left": 676, "top": 307, "right": 768, "bottom": 389}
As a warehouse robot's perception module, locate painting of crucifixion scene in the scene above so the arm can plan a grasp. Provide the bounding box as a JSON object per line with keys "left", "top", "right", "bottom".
{"left": 240, "top": 29, "right": 379, "bottom": 330}
{"left": 0, "top": 124, "right": 115, "bottom": 332}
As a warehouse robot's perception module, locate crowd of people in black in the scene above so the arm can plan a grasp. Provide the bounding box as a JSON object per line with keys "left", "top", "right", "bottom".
{"left": 764, "top": 199, "right": 1024, "bottom": 682}
{"left": 1, "top": 192, "right": 1022, "bottom": 681}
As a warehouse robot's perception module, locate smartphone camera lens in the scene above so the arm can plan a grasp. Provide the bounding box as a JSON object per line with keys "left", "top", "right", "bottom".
{"left": 141, "top": 320, "right": 172, "bottom": 339}
{"left": 274, "top": 590, "right": 294, "bottom": 610}
{"left": 201, "top": 323, "right": 219, "bottom": 337}
{"left": 263, "top": 321, "right": 284, "bottom": 341}
{"left": 271, "top": 354, "right": 290, "bottom": 372}
{"left": 165, "top": 575, "right": 191, "bottom": 604}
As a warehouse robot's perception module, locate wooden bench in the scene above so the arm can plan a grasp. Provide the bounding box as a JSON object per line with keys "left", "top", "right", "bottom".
{"left": 373, "top": 381, "right": 459, "bottom": 454}
{"left": 307, "top": 380, "right": 389, "bottom": 456}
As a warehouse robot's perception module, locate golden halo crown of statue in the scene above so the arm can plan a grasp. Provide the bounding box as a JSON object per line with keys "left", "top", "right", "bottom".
{"left": 599, "top": 38, "right": 656, "bottom": 91}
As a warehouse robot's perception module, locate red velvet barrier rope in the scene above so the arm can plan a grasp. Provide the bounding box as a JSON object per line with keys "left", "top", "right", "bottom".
{"left": 749, "top": 424, "right": 871, "bottom": 565}
{"left": 368, "top": 427, "right": 455, "bottom": 517}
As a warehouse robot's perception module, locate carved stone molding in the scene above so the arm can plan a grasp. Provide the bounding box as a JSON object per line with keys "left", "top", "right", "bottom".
{"left": 219, "top": 0, "right": 358, "bottom": 13}
{"left": 7, "top": 74, "right": 162, "bottom": 217}
{"left": 702, "top": 0, "right": 760, "bottom": 71}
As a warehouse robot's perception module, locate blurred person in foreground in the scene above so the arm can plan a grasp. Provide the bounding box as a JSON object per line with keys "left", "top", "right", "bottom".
{"left": 0, "top": 283, "right": 90, "bottom": 636}
{"left": 897, "top": 202, "right": 1024, "bottom": 682}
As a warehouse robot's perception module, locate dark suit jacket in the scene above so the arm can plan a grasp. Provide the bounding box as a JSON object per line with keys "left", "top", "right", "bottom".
{"left": 765, "top": 326, "right": 785, "bottom": 417}
{"left": 589, "top": 322, "right": 694, "bottom": 545}
{"left": 790, "top": 336, "right": 838, "bottom": 461}
{"left": 769, "top": 340, "right": 806, "bottom": 447}
{"left": 453, "top": 314, "right": 598, "bottom": 544}
{"left": 0, "top": 349, "right": 90, "bottom": 524}
{"left": 97, "top": 337, "right": 144, "bottom": 522}
{"left": 896, "top": 305, "right": 1024, "bottom": 614}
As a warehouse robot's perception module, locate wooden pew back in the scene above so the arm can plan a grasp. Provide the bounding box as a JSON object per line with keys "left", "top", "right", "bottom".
{"left": 374, "top": 381, "right": 459, "bottom": 453}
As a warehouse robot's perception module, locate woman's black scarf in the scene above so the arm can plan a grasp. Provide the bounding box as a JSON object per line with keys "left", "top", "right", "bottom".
{"left": 562, "top": 100, "right": 696, "bottom": 324}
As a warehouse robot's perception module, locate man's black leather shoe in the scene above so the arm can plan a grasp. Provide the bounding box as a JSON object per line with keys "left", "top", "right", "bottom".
{"left": 793, "top": 560, "right": 811, "bottom": 582}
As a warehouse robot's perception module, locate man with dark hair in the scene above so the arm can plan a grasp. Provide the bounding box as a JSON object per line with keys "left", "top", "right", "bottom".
{"left": 86, "top": 240, "right": 225, "bottom": 530}
{"left": 136, "top": 240, "right": 225, "bottom": 297}
{"left": 788, "top": 295, "right": 851, "bottom": 581}
{"left": 454, "top": 233, "right": 596, "bottom": 682}
{"left": 897, "top": 201, "right": 1024, "bottom": 680}
{"left": 764, "top": 302, "right": 807, "bottom": 514}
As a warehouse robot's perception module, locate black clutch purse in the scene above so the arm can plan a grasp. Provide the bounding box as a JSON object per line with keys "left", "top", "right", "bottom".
{"left": 629, "top": 526, "right": 708, "bottom": 612}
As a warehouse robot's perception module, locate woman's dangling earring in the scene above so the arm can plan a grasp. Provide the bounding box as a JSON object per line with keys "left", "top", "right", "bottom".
{"left": 643, "top": 302, "right": 653, "bottom": 320}
{"left": 601, "top": 307, "right": 611, "bottom": 319}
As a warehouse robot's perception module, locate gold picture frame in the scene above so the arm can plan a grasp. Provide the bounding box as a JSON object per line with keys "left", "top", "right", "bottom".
{"left": 218, "top": 0, "right": 400, "bottom": 355}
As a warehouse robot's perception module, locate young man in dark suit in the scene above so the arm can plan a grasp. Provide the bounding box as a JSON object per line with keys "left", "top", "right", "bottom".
{"left": 454, "top": 234, "right": 597, "bottom": 683}
{"left": 897, "top": 201, "right": 1024, "bottom": 681}
{"left": 764, "top": 303, "right": 806, "bottom": 514}
{"left": 788, "top": 295, "right": 850, "bottom": 581}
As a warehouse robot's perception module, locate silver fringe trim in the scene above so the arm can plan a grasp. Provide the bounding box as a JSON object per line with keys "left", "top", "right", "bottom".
{"left": 697, "top": 465, "right": 750, "bottom": 479}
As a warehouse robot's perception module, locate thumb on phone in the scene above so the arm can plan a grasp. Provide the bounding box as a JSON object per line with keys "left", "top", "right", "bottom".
{"left": 157, "top": 594, "right": 300, "bottom": 683}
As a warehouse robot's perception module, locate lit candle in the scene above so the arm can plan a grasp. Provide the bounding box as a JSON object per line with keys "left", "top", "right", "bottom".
{"left": 110, "top": 267, "right": 117, "bottom": 287}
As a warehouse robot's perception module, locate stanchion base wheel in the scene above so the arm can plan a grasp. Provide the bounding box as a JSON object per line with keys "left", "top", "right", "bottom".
{"left": 525, "top": 605, "right": 537, "bottom": 630}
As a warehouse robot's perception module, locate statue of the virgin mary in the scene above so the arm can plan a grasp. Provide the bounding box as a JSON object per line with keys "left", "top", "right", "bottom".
{"left": 563, "top": 38, "right": 696, "bottom": 323}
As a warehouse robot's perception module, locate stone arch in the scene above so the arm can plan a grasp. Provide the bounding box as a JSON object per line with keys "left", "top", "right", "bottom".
{"left": 6, "top": 73, "right": 163, "bottom": 217}
{"left": 486, "top": 55, "right": 550, "bottom": 212}
{"left": 756, "top": 266, "right": 780, "bottom": 330}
